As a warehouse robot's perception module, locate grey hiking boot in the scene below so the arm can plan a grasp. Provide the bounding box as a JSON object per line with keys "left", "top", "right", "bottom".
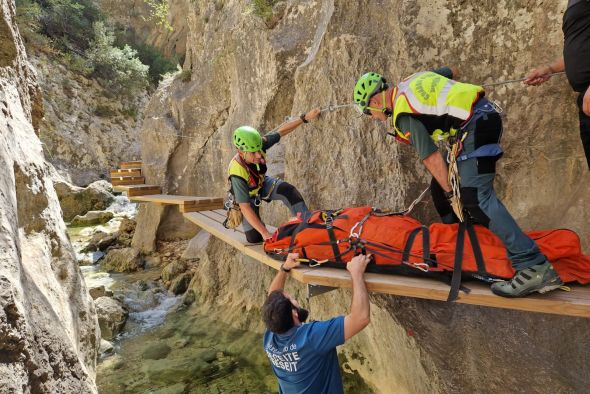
{"left": 490, "top": 261, "right": 563, "bottom": 298}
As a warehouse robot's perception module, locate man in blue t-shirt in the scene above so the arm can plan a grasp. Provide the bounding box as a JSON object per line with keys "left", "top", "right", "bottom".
{"left": 262, "top": 253, "right": 371, "bottom": 394}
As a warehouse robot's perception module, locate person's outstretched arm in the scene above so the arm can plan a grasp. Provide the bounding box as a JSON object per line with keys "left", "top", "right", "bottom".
{"left": 275, "top": 108, "right": 321, "bottom": 137}
{"left": 344, "top": 254, "right": 371, "bottom": 340}
{"left": 525, "top": 58, "right": 565, "bottom": 86}
{"left": 268, "top": 253, "right": 300, "bottom": 294}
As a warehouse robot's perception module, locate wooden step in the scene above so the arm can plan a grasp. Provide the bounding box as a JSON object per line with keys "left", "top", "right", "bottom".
{"left": 111, "top": 169, "right": 141, "bottom": 177}
{"left": 111, "top": 176, "right": 145, "bottom": 186}
{"left": 120, "top": 161, "right": 142, "bottom": 169}
{"left": 113, "top": 184, "right": 162, "bottom": 197}
{"left": 183, "top": 209, "right": 590, "bottom": 318}
{"left": 129, "top": 194, "right": 224, "bottom": 212}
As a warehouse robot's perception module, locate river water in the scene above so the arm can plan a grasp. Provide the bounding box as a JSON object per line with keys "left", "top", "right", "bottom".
{"left": 71, "top": 197, "right": 371, "bottom": 393}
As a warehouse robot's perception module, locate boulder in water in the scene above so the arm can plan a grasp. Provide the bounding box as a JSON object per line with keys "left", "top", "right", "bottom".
{"left": 169, "top": 272, "right": 193, "bottom": 295}
{"left": 70, "top": 210, "right": 114, "bottom": 227}
{"left": 161, "top": 260, "right": 187, "bottom": 282}
{"left": 55, "top": 180, "right": 114, "bottom": 221}
{"left": 102, "top": 247, "right": 144, "bottom": 272}
{"left": 95, "top": 296, "right": 128, "bottom": 340}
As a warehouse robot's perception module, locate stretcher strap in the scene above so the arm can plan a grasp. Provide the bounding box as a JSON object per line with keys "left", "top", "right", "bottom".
{"left": 448, "top": 222, "right": 466, "bottom": 302}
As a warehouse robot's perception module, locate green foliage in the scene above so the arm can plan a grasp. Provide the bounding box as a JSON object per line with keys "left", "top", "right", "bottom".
{"left": 94, "top": 103, "right": 117, "bottom": 117}
{"left": 250, "top": 0, "right": 278, "bottom": 20}
{"left": 61, "top": 52, "right": 93, "bottom": 76}
{"left": 86, "top": 22, "right": 149, "bottom": 96}
{"left": 179, "top": 69, "right": 192, "bottom": 82}
{"left": 121, "top": 105, "right": 139, "bottom": 120}
{"left": 15, "top": 0, "right": 176, "bottom": 92}
{"left": 37, "top": 0, "right": 103, "bottom": 51}
{"left": 142, "top": 0, "right": 173, "bottom": 32}
{"left": 15, "top": 0, "right": 42, "bottom": 31}
{"left": 114, "top": 30, "right": 178, "bottom": 86}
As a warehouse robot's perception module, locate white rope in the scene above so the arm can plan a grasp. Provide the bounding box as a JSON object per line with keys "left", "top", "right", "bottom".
{"left": 481, "top": 72, "right": 565, "bottom": 88}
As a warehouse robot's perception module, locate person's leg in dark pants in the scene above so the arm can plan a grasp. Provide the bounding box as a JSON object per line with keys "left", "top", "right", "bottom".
{"left": 430, "top": 177, "right": 459, "bottom": 224}
{"left": 260, "top": 177, "right": 311, "bottom": 220}
{"left": 577, "top": 92, "right": 590, "bottom": 169}
{"left": 242, "top": 204, "right": 263, "bottom": 243}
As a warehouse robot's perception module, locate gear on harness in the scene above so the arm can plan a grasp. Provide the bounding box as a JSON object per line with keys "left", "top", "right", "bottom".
{"left": 223, "top": 193, "right": 243, "bottom": 230}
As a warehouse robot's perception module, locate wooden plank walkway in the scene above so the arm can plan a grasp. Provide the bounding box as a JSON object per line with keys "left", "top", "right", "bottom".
{"left": 113, "top": 184, "right": 162, "bottom": 197}
{"left": 183, "top": 209, "right": 590, "bottom": 318}
{"left": 129, "top": 194, "right": 223, "bottom": 212}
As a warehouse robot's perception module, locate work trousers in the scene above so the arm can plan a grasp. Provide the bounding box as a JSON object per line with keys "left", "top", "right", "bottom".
{"left": 433, "top": 99, "right": 547, "bottom": 271}
{"left": 577, "top": 90, "right": 590, "bottom": 169}
{"left": 243, "top": 176, "right": 310, "bottom": 243}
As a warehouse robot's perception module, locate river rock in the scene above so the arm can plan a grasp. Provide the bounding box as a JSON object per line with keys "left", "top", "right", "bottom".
{"left": 161, "top": 260, "right": 187, "bottom": 282}
{"left": 70, "top": 210, "right": 114, "bottom": 227}
{"left": 169, "top": 272, "right": 192, "bottom": 295}
{"left": 81, "top": 231, "right": 117, "bottom": 252}
{"left": 142, "top": 343, "right": 172, "bottom": 360}
{"left": 95, "top": 296, "right": 128, "bottom": 340}
{"left": 181, "top": 231, "right": 210, "bottom": 260}
{"left": 54, "top": 180, "right": 114, "bottom": 221}
{"left": 102, "top": 247, "right": 144, "bottom": 272}
{"left": 99, "top": 339, "right": 115, "bottom": 356}
{"left": 89, "top": 285, "right": 106, "bottom": 299}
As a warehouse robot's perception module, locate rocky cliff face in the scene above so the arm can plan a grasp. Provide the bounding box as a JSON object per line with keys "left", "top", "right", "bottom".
{"left": 134, "top": 0, "right": 590, "bottom": 392}
{"left": 30, "top": 51, "right": 145, "bottom": 186}
{"left": 0, "top": 1, "right": 99, "bottom": 392}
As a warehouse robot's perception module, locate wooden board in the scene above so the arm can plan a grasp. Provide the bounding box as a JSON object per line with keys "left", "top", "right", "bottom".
{"left": 120, "top": 161, "right": 142, "bottom": 169}
{"left": 111, "top": 169, "right": 141, "bottom": 177}
{"left": 129, "top": 194, "right": 219, "bottom": 205}
{"left": 111, "top": 176, "right": 145, "bottom": 186}
{"left": 183, "top": 210, "right": 590, "bottom": 318}
{"left": 112, "top": 184, "right": 162, "bottom": 197}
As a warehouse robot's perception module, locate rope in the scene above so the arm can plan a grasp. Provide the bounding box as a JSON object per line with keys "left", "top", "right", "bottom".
{"left": 481, "top": 72, "right": 565, "bottom": 88}
{"left": 137, "top": 103, "right": 355, "bottom": 140}
{"left": 270, "top": 102, "right": 355, "bottom": 133}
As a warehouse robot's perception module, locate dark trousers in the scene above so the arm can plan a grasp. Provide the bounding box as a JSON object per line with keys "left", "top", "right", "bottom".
{"left": 431, "top": 99, "right": 547, "bottom": 271}
{"left": 577, "top": 90, "right": 590, "bottom": 169}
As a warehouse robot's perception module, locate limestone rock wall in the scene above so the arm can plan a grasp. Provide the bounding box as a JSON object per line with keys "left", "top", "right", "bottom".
{"left": 0, "top": 1, "right": 99, "bottom": 392}
{"left": 134, "top": 1, "right": 590, "bottom": 392}
{"left": 30, "top": 52, "right": 145, "bottom": 186}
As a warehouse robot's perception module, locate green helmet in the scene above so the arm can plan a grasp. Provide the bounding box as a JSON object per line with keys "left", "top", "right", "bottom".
{"left": 353, "top": 72, "right": 387, "bottom": 112}
{"left": 233, "top": 126, "right": 263, "bottom": 152}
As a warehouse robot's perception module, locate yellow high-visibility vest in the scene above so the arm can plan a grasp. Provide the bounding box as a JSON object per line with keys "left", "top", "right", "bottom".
{"left": 227, "top": 153, "right": 266, "bottom": 197}
{"left": 391, "top": 71, "right": 484, "bottom": 143}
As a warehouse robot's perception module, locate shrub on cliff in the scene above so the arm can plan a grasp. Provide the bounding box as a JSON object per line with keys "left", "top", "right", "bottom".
{"left": 86, "top": 22, "right": 149, "bottom": 96}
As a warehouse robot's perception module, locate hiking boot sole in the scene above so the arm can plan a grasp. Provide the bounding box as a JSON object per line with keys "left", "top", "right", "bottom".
{"left": 492, "top": 282, "right": 563, "bottom": 298}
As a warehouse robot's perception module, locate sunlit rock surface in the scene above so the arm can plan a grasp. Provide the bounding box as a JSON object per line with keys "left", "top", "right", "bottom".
{"left": 0, "top": 0, "right": 99, "bottom": 391}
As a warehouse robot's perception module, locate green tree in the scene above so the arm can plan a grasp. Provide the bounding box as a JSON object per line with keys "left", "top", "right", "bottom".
{"left": 87, "top": 22, "right": 149, "bottom": 96}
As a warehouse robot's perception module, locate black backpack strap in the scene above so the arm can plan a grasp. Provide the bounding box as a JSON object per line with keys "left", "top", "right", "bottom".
{"left": 402, "top": 225, "right": 430, "bottom": 264}
{"left": 447, "top": 222, "right": 466, "bottom": 302}
{"left": 324, "top": 211, "right": 343, "bottom": 263}
{"left": 465, "top": 222, "right": 487, "bottom": 275}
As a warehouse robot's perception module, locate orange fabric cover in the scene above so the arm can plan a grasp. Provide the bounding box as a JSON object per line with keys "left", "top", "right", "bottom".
{"left": 430, "top": 224, "right": 590, "bottom": 283}
{"left": 264, "top": 206, "right": 590, "bottom": 284}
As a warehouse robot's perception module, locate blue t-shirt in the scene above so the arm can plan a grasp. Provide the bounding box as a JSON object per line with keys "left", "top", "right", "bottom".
{"left": 263, "top": 316, "right": 345, "bottom": 394}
